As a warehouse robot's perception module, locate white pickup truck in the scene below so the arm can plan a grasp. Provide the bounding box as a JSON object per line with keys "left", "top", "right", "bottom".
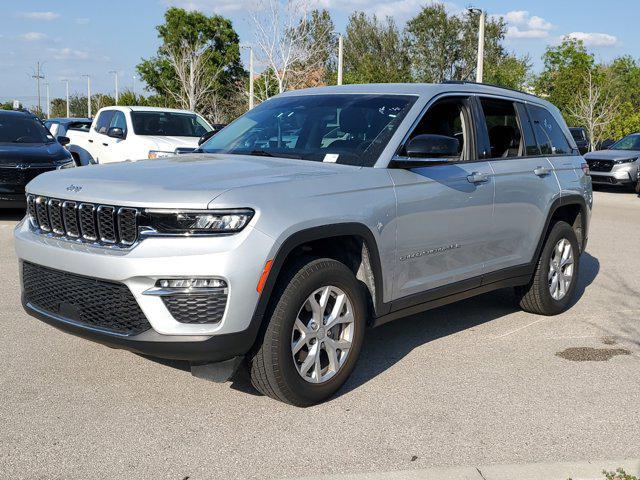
{"left": 65, "top": 106, "right": 215, "bottom": 164}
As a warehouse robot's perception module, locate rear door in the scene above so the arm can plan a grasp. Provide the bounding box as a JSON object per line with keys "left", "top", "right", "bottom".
{"left": 477, "top": 97, "right": 560, "bottom": 274}
{"left": 389, "top": 95, "right": 495, "bottom": 302}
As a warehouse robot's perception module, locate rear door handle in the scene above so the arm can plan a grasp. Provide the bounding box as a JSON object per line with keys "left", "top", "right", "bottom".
{"left": 102, "top": 143, "right": 109, "bottom": 147}
{"left": 534, "top": 166, "right": 550, "bottom": 177}
{"left": 88, "top": 139, "right": 93, "bottom": 143}
{"left": 467, "top": 172, "right": 489, "bottom": 184}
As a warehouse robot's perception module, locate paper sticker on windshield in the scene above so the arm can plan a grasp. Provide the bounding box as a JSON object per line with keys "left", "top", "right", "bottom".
{"left": 323, "top": 153, "right": 339, "bottom": 163}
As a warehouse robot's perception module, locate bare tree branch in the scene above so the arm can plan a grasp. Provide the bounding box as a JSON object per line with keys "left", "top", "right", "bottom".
{"left": 569, "top": 70, "right": 618, "bottom": 152}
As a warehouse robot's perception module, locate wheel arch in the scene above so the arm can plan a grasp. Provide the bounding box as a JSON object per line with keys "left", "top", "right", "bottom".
{"left": 251, "top": 223, "right": 386, "bottom": 334}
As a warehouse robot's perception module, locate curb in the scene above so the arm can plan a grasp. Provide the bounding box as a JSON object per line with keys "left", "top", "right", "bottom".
{"left": 294, "top": 459, "right": 640, "bottom": 480}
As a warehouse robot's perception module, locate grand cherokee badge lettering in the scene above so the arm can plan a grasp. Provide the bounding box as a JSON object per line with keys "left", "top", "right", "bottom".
{"left": 66, "top": 185, "right": 83, "bottom": 193}
{"left": 400, "top": 244, "right": 461, "bottom": 261}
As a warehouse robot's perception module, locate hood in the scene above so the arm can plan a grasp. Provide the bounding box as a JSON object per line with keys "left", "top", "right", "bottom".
{"left": 0, "top": 142, "right": 71, "bottom": 166}
{"left": 144, "top": 135, "right": 201, "bottom": 152}
{"left": 584, "top": 149, "right": 640, "bottom": 161}
{"left": 25, "top": 153, "right": 356, "bottom": 209}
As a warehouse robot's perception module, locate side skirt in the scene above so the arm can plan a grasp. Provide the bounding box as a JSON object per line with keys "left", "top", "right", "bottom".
{"left": 372, "top": 266, "right": 532, "bottom": 328}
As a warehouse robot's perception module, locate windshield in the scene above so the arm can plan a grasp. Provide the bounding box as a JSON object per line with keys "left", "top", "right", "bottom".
{"left": 610, "top": 134, "right": 640, "bottom": 151}
{"left": 200, "top": 94, "right": 417, "bottom": 166}
{"left": 130, "top": 111, "right": 212, "bottom": 137}
{"left": 0, "top": 115, "right": 54, "bottom": 144}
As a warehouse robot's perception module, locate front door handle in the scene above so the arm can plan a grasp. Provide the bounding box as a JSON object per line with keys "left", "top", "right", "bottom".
{"left": 102, "top": 143, "right": 109, "bottom": 147}
{"left": 88, "top": 139, "right": 93, "bottom": 143}
{"left": 467, "top": 172, "right": 489, "bottom": 184}
{"left": 534, "top": 166, "right": 551, "bottom": 177}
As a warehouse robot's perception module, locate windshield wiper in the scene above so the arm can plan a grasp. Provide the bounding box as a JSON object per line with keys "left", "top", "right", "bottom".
{"left": 247, "top": 149, "right": 302, "bottom": 159}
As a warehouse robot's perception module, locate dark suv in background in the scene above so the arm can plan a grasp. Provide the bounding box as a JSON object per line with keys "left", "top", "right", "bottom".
{"left": 569, "top": 127, "right": 589, "bottom": 155}
{"left": 0, "top": 110, "right": 75, "bottom": 208}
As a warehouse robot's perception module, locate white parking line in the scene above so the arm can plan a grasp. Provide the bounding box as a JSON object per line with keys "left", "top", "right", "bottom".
{"left": 494, "top": 318, "right": 547, "bottom": 339}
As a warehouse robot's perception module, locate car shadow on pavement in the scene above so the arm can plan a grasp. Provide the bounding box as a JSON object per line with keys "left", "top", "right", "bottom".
{"left": 0, "top": 209, "right": 25, "bottom": 222}
{"left": 334, "top": 251, "right": 600, "bottom": 400}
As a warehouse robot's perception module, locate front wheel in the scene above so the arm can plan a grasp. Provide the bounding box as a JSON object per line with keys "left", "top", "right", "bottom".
{"left": 515, "top": 221, "right": 580, "bottom": 315}
{"left": 249, "top": 258, "right": 366, "bottom": 406}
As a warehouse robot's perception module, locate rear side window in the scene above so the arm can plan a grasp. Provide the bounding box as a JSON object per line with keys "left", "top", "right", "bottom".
{"left": 94, "top": 110, "right": 115, "bottom": 134}
{"left": 528, "top": 105, "right": 571, "bottom": 155}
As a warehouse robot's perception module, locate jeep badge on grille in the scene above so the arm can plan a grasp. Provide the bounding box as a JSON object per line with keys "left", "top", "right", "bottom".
{"left": 66, "top": 185, "right": 83, "bottom": 193}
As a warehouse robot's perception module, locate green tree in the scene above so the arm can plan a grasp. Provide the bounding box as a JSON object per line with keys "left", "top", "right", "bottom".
{"left": 343, "top": 12, "right": 410, "bottom": 84}
{"left": 534, "top": 38, "right": 594, "bottom": 120}
{"left": 50, "top": 98, "right": 67, "bottom": 117}
{"left": 137, "top": 7, "right": 244, "bottom": 112}
{"left": 405, "top": 4, "right": 529, "bottom": 89}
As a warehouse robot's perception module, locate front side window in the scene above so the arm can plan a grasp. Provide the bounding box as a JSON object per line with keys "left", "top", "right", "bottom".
{"left": 130, "top": 112, "right": 212, "bottom": 137}
{"left": 401, "top": 97, "right": 469, "bottom": 160}
{"left": 200, "top": 94, "right": 417, "bottom": 167}
{"left": 95, "top": 110, "right": 115, "bottom": 134}
{"left": 609, "top": 134, "right": 640, "bottom": 151}
{"left": 528, "top": 105, "right": 571, "bottom": 155}
{"left": 0, "top": 115, "right": 54, "bottom": 144}
{"left": 109, "top": 111, "right": 127, "bottom": 133}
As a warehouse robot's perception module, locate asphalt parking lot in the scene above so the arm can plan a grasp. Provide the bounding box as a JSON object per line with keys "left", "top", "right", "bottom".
{"left": 1, "top": 189, "right": 639, "bottom": 479}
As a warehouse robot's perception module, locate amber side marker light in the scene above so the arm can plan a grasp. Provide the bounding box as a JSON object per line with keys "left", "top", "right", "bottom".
{"left": 257, "top": 260, "right": 273, "bottom": 293}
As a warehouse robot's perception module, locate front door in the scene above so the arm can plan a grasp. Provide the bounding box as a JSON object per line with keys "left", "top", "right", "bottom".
{"left": 390, "top": 96, "right": 495, "bottom": 302}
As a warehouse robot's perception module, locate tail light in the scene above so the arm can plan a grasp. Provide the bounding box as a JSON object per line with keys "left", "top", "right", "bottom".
{"left": 581, "top": 163, "right": 590, "bottom": 175}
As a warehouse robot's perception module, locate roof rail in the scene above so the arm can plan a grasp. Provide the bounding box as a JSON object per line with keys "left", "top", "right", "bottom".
{"left": 441, "top": 80, "right": 535, "bottom": 98}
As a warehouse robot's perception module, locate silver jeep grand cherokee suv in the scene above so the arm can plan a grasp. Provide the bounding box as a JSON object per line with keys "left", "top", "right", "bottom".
{"left": 15, "top": 83, "right": 592, "bottom": 406}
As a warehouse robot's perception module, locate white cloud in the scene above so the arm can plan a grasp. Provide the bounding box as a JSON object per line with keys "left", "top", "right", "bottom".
{"left": 75, "top": 18, "right": 90, "bottom": 25}
{"left": 19, "top": 11, "right": 60, "bottom": 21}
{"left": 51, "top": 48, "right": 91, "bottom": 61}
{"left": 162, "top": 0, "right": 248, "bottom": 14}
{"left": 564, "top": 31, "right": 618, "bottom": 47}
{"left": 20, "top": 32, "right": 47, "bottom": 42}
{"left": 499, "top": 10, "right": 554, "bottom": 40}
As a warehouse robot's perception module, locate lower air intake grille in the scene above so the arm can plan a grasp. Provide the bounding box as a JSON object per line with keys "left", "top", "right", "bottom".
{"left": 22, "top": 262, "right": 151, "bottom": 336}
{"left": 162, "top": 293, "right": 228, "bottom": 324}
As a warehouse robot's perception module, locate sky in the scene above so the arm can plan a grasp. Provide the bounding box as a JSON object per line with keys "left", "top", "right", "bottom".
{"left": 1, "top": 0, "right": 636, "bottom": 109}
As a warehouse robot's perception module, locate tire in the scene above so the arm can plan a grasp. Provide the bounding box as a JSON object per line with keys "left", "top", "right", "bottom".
{"left": 249, "top": 258, "right": 367, "bottom": 406}
{"left": 515, "top": 221, "right": 580, "bottom": 316}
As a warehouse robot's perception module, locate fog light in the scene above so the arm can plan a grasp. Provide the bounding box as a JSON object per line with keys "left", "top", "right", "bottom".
{"left": 156, "top": 278, "right": 227, "bottom": 289}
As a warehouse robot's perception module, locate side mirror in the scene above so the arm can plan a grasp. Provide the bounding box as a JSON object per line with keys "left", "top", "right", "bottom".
{"left": 57, "top": 136, "right": 71, "bottom": 147}
{"left": 405, "top": 134, "right": 460, "bottom": 158}
{"left": 107, "top": 127, "right": 125, "bottom": 139}
{"left": 198, "top": 130, "right": 217, "bottom": 146}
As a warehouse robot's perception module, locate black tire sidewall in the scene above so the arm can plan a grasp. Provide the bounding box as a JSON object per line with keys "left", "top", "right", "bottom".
{"left": 270, "top": 259, "right": 366, "bottom": 405}
{"left": 538, "top": 222, "right": 580, "bottom": 314}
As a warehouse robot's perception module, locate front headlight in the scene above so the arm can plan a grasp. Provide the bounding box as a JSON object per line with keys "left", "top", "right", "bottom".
{"left": 141, "top": 209, "right": 254, "bottom": 235}
{"left": 614, "top": 157, "right": 638, "bottom": 164}
{"left": 55, "top": 159, "right": 75, "bottom": 169}
{"left": 148, "top": 150, "right": 175, "bottom": 159}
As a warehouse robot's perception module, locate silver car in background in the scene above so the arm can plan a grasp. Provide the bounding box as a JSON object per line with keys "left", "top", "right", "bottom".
{"left": 584, "top": 134, "right": 640, "bottom": 190}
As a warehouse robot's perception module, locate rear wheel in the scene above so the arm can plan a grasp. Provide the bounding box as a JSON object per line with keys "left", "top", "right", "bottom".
{"left": 515, "top": 221, "right": 580, "bottom": 315}
{"left": 249, "top": 258, "right": 366, "bottom": 406}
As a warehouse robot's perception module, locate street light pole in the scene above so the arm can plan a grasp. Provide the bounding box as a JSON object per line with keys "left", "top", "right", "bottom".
{"left": 476, "top": 10, "right": 485, "bottom": 83}
{"left": 109, "top": 70, "right": 119, "bottom": 104}
{"left": 61, "top": 79, "right": 70, "bottom": 118}
{"left": 44, "top": 82, "right": 50, "bottom": 119}
{"left": 31, "top": 61, "right": 45, "bottom": 115}
{"left": 82, "top": 75, "right": 91, "bottom": 118}
{"left": 241, "top": 45, "right": 254, "bottom": 110}
{"left": 337, "top": 34, "right": 343, "bottom": 86}
{"left": 132, "top": 74, "right": 137, "bottom": 98}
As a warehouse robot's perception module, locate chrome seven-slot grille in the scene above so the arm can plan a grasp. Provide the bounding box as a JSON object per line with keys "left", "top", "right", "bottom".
{"left": 26, "top": 194, "right": 139, "bottom": 246}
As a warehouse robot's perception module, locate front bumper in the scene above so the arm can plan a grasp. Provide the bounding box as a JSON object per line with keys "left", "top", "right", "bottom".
{"left": 589, "top": 164, "right": 639, "bottom": 186}
{"left": 15, "top": 219, "right": 277, "bottom": 361}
